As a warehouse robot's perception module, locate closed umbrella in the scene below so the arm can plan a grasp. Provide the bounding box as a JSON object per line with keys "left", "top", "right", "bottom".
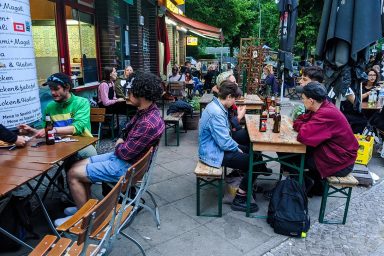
{"left": 316, "top": 0, "right": 384, "bottom": 110}
{"left": 277, "top": 0, "right": 299, "bottom": 99}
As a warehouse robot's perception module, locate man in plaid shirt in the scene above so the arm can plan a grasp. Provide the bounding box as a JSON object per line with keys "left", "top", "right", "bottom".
{"left": 55, "top": 72, "right": 164, "bottom": 226}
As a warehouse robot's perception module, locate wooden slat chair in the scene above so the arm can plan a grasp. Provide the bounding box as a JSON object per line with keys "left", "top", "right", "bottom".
{"left": 30, "top": 176, "right": 126, "bottom": 256}
{"left": 319, "top": 174, "right": 359, "bottom": 224}
{"left": 90, "top": 108, "right": 106, "bottom": 148}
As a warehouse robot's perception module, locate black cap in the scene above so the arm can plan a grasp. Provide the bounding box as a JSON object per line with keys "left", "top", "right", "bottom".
{"left": 42, "top": 73, "right": 73, "bottom": 89}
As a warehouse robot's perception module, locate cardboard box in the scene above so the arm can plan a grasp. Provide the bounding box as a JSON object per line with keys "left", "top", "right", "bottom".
{"left": 354, "top": 135, "right": 374, "bottom": 165}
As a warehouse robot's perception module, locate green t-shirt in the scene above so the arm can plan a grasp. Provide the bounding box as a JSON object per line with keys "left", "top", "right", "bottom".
{"left": 44, "top": 93, "right": 92, "bottom": 137}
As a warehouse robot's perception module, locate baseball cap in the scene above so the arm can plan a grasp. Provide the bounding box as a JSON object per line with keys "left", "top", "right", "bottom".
{"left": 43, "top": 73, "right": 73, "bottom": 89}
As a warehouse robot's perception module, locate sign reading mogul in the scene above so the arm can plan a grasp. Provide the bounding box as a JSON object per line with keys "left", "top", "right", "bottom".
{"left": 0, "top": 0, "right": 41, "bottom": 128}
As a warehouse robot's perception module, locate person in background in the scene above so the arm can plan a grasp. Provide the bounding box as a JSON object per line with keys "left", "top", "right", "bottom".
{"left": 195, "top": 60, "right": 202, "bottom": 80}
{"left": 54, "top": 71, "right": 165, "bottom": 226}
{"left": 203, "top": 64, "right": 217, "bottom": 92}
{"left": 292, "top": 82, "right": 358, "bottom": 196}
{"left": 115, "top": 65, "right": 134, "bottom": 98}
{"left": 0, "top": 124, "right": 26, "bottom": 147}
{"left": 362, "top": 68, "right": 380, "bottom": 102}
{"left": 168, "top": 65, "right": 185, "bottom": 82}
{"left": 263, "top": 65, "right": 279, "bottom": 96}
{"left": 185, "top": 70, "right": 203, "bottom": 96}
{"left": 98, "top": 67, "right": 126, "bottom": 115}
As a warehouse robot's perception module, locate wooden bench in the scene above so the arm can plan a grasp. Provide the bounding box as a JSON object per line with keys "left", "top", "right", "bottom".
{"left": 319, "top": 174, "right": 359, "bottom": 224}
{"left": 194, "top": 161, "right": 223, "bottom": 217}
{"left": 164, "top": 112, "right": 186, "bottom": 146}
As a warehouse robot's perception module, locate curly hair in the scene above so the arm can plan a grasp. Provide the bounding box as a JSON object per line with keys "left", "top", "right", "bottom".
{"left": 130, "top": 71, "right": 163, "bottom": 101}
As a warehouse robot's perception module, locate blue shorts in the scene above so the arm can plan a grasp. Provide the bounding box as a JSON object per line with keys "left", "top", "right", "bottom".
{"left": 86, "top": 152, "right": 131, "bottom": 183}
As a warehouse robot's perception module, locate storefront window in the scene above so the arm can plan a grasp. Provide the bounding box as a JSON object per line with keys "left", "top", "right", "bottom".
{"left": 67, "top": 9, "right": 98, "bottom": 85}
{"left": 31, "top": 0, "right": 59, "bottom": 85}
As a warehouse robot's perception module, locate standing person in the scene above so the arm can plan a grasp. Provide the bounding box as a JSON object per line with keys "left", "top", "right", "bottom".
{"left": 55, "top": 72, "right": 165, "bottom": 225}
{"left": 0, "top": 124, "right": 26, "bottom": 147}
{"left": 195, "top": 59, "right": 202, "bottom": 79}
{"left": 263, "top": 65, "right": 279, "bottom": 96}
{"left": 203, "top": 64, "right": 216, "bottom": 92}
{"left": 115, "top": 65, "right": 134, "bottom": 98}
{"left": 19, "top": 72, "right": 97, "bottom": 168}
{"left": 292, "top": 82, "right": 358, "bottom": 195}
{"left": 98, "top": 67, "right": 126, "bottom": 115}
{"left": 362, "top": 68, "right": 380, "bottom": 101}
{"left": 199, "top": 81, "right": 265, "bottom": 213}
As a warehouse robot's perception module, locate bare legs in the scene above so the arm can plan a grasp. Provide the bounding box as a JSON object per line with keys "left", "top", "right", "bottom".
{"left": 67, "top": 158, "right": 92, "bottom": 208}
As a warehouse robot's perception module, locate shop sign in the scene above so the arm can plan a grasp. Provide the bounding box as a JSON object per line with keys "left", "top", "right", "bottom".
{"left": 166, "top": 0, "right": 183, "bottom": 15}
{"left": 187, "top": 36, "right": 198, "bottom": 46}
{"left": 0, "top": 0, "right": 42, "bottom": 128}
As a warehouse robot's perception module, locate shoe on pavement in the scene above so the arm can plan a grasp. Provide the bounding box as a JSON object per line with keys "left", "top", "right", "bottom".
{"left": 64, "top": 206, "right": 78, "bottom": 216}
{"left": 231, "top": 194, "right": 259, "bottom": 213}
{"left": 54, "top": 215, "right": 73, "bottom": 227}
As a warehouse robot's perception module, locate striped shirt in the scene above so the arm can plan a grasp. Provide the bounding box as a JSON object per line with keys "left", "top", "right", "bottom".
{"left": 115, "top": 103, "right": 164, "bottom": 163}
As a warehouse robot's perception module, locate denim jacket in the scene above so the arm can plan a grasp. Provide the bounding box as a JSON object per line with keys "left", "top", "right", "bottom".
{"left": 198, "top": 97, "right": 239, "bottom": 167}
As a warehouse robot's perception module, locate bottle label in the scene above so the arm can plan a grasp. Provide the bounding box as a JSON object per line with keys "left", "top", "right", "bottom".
{"left": 47, "top": 130, "right": 55, "bottom": 140}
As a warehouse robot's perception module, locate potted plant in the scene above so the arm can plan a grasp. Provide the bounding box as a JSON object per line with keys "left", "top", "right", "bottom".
{"left": 182, "top": 96, "right": 200, "bottom": 130}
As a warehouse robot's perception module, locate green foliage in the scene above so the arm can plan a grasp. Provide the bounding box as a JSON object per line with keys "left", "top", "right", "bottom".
{"left": 188, "top": 96, "right": 201, "bottom": 111}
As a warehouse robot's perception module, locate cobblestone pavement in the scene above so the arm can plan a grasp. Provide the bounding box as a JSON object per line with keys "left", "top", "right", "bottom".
{"left": 264, "top": 180, "right": 384, "bottom": 256}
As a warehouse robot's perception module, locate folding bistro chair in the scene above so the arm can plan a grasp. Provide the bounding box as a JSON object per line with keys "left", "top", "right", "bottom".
{"left": 30, "top": 175, "right": 126, "bottom": 256}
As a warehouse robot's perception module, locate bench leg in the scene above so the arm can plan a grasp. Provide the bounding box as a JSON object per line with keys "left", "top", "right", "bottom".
{"left": 164, "top": 123, "right": 168, "bottom": 146}
{"left": 218, "top": 178, "right": 223, "bottom": 217}
{"left": 318, "top": 181, "right": 329, "bottom": 223}
{"left": 196, "top": 177, "right": 201, "bottom": 216}
{"left": 176, "top": 122, "right": 180, "bottom": 146}
{"left": 342, "top": 187, "right": 353, "bottom": 225}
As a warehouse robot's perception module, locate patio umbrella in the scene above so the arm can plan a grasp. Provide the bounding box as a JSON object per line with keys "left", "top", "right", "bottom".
{"left": 315, "top": 0, "right": 384, "bottom": 109}
{"left": 277, "top": 0, "right": 299, "bottom": 98}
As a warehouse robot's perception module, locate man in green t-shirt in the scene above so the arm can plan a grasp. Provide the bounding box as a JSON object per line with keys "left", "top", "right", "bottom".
{"left": 19, "top": 73, "right": 97, "bottom": 162}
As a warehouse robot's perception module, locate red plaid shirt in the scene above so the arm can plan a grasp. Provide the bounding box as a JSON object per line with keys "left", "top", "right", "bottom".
{"left": 115, "top": 103, "right": 164, "bottom": 163}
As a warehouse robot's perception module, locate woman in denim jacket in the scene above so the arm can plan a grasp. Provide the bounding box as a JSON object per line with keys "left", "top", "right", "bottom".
{"left": 199, "top": 81, "right": 262, "bottom": 213}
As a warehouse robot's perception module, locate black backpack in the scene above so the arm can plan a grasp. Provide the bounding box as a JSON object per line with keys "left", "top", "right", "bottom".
{"left": 267, "top": 178, "right": 310, "bottom": 237}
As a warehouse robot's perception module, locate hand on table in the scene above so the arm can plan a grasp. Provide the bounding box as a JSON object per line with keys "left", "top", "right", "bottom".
{"left": 15, "top": 136, "right": 26, "bottom": 147}
{"left": 117, "top": 98, "right": 126, "bottom": 102}
{"left": 18, "top": 124, "right": 45, "bottom": 138}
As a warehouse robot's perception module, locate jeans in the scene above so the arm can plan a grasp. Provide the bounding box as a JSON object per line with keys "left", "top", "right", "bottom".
{"left": 222, "top": 145, "right": 267, "bottom": 192}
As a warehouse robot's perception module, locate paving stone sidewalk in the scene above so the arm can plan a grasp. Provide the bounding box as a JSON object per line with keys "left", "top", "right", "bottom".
{"left": 264, "top": 180, "right": 384, "bottom": 256}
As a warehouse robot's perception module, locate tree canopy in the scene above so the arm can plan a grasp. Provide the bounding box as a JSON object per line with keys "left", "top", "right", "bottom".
{"left": 185, "top": 0, "right": 323, "bottom": 58}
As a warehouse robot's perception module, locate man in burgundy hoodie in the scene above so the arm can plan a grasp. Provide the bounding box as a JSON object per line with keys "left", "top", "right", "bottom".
{"left": 293, "top": 82, "right": 359, "bottom": 195}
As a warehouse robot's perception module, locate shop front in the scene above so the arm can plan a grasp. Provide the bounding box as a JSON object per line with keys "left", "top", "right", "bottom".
{"left": 31, "top": 0, "right": 99, "bottom": 87}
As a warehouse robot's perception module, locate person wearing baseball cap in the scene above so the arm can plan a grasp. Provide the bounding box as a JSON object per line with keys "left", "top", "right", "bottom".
{"left": 19, "top": 72, "right": 97, "bottom": 166}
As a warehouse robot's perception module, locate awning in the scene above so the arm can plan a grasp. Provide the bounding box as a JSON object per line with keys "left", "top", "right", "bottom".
{"left": 166, "top": 11, "right": 223, "bottom": 41}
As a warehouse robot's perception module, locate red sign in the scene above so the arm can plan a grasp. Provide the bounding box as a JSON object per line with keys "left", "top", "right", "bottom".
{"left": 13, "top": 22, "right": 25, "bottom": 32}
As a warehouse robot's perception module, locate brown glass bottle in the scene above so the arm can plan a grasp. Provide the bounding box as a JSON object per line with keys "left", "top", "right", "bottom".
{"left": 272, "top": 105, "right": 281, "bottom": 133}
{"left": 45, "top": 115, "right": 55, "bottom": 145}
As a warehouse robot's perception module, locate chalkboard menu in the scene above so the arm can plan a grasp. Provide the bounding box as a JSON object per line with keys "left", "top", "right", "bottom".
{"left": 0, "top": 0, "right": 41, "bottom": 128}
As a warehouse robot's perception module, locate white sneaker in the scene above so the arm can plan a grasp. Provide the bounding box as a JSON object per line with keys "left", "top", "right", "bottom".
{"left": 64, "top": 206, "right": 78, "bottom": 216}
{"left": 54, "top": 215, "right": 73, "bottom": 227}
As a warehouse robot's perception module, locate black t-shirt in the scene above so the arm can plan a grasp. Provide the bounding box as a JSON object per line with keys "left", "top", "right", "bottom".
{"left": 0, "top": 124, "right": 17, "bottom": 143}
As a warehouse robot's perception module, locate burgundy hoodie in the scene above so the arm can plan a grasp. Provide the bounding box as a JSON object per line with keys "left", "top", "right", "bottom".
{"left": 293, "top": 100, "right": 358, "bottom": 178}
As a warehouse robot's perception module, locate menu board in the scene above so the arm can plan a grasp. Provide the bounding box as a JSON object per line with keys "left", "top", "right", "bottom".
{"left": 0, "top": 0, "right": 41, "bottom": 128}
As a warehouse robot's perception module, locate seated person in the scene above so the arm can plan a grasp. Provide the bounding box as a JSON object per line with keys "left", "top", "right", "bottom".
{"left": 115, "top": 65, "right": 134, "bottom": 98}
{"left": 185, "top": 70, "right": 203, "bottom": 96}
{"left": 289, "top": 82, "right": 358, "bottom": 195}
{"left": 19, "top": 73, "right": 97, "bottom": 165}
{"left": 263, "top": 65, "right": 278, "bottom": 96}
{"left": 55, "top": 71, "right": 165, "bottom": 225}
{"left": 168, "top": 65, "right": 185, "bottom": 82}
{"left": 0, "top": 124, "right": 26, "bottom": 147}
{"left": 98, "top": 67, "right": 126, "bottom": 115}
{"left": 199, "top": 81, "right": 267, "bottom": 213}
{"left": 203, "top": 64, "right": 217, "bottom": 92}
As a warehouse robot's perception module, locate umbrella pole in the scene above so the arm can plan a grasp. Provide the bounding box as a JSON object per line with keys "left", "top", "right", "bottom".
{"left": 280, "top": 70, "right": 289, "bottom": 103}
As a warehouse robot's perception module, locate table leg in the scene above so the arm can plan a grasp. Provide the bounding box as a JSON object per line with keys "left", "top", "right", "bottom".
{"left": 298, "top": 154, "right": 305, "bottom": 185}
{"left": 0, "top": 227, "right": 33, "bottom": 250}
{"left": 246, "top": 144, "right": 254, "bottom": 217}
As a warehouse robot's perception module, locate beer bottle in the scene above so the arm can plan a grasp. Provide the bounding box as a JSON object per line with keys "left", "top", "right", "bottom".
{"left": 271, "top": 96, "right": 276, "bottom": 107}
{"left": 273, "top": 104, "right": 281, "bottom": 133}
{"left": 45, "top": 115, "right": 55, "bottom": 145}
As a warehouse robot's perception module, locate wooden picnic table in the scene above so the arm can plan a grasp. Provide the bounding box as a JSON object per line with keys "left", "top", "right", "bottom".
{"left": 245, "top": 114, "right": 306, "bottom": 217}
{"left": 199, "top": 93, "right": 214, "bottom": 117}
{"left": 235, "top": 94, "right": 264, "bottom": 111}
